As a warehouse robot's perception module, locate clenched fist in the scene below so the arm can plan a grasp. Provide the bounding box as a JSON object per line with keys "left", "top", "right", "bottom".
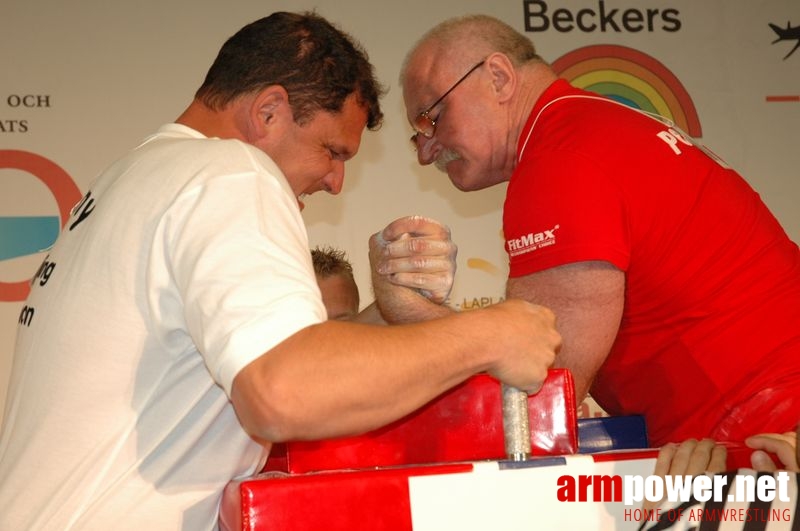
{"left": 369, "top": 216, "right": 457, "bottom": 322}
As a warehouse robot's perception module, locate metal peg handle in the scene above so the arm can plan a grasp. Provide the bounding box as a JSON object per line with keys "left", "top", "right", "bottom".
{"left": 502, "top": 384, "right": 532, "bottom": 461}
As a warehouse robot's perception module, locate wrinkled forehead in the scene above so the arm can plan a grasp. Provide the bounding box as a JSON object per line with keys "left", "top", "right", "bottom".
{"left": 402, "top": 41, "right": 459, "bottom": 113}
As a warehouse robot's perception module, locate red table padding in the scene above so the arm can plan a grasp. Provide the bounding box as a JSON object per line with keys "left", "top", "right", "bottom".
{"left": 221, "top": 463, "right": 474, "bottom": 531}
{"left": 266, "top": 369, "right": 577, "bottom": 474}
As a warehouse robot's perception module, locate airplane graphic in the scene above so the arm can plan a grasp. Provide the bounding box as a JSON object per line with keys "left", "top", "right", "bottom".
{"left": 769, "top": 21, "right": 800, "bottom": 59}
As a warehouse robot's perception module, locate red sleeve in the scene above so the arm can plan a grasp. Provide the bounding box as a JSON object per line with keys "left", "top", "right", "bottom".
{"left": 503, "top": 150, "right": 631, "bottom": 278}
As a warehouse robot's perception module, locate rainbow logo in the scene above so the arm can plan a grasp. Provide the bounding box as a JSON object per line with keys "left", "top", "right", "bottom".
{"left": 551, "top": 44, "right": 702, "bottom": 137}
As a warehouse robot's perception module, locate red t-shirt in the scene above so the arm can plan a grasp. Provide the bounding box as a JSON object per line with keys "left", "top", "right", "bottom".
{"left": 504, "top": 80, "right": 800, "bottom": 446}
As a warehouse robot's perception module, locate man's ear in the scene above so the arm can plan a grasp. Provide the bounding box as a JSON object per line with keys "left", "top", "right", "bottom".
{"left": 485, "top": 52, "right": 516, "bottom": 104}
{"left": 250, "top": 85, "right": 293, "bottom": 139}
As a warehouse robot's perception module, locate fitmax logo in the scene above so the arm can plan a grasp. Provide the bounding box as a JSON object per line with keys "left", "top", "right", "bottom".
{"left": 506, "top": 225, "right": 560, "bottom": 257}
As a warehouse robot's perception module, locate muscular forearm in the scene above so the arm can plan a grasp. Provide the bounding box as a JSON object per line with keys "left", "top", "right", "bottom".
{"left": 352, "top": 302, "right": 387, "bottom": 324}
{"left": 232, "top": 318, "right": 494, "bottom": 443}
{"left": 353, "top": 298, "right": 453, "bottom": 325}
{"left": 374, "top": 289, "right": 455, "bottom": 324}
{"left": 231, "top": 299, "right": 559, "bottom": 444}
{"left": 506, "top": 261, "right": 624, "bottom": 403}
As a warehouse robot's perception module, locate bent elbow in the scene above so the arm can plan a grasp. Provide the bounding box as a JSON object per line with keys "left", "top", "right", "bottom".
{"left": 230, "top": 363, "right": 304, "bottom": 444}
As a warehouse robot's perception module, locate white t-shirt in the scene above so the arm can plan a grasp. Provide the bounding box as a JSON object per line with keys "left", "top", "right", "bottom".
{"left": 0, "top": 124, "right": 327, "bottom": 530}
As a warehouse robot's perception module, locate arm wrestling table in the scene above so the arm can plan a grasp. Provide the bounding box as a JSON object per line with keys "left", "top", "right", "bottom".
{"left": 218, "top": 369, "right": 765, "bottom": 530}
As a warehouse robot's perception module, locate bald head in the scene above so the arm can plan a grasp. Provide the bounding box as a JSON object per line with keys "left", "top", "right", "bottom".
{"left": 400, "top": 14, "right": 555, "bottom": 191}
{"left": 400, "top": 15, "right": 543, "bottom": 86}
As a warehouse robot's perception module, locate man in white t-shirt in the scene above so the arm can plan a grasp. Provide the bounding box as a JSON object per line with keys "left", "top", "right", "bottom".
{"left": 0, "top": 11, "right": 561, "bottom": 530}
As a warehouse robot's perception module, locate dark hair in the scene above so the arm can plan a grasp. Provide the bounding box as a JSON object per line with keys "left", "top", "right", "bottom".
{"left": 195, "top": 11, "right": 384, "bottom": 129}
{"left": 311, "top": 245, "right": 355, "bottom": 279}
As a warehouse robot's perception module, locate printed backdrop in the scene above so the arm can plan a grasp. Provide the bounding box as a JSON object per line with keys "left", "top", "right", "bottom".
{"left": 1, "top": 0, "right": 798, "bottom": 422}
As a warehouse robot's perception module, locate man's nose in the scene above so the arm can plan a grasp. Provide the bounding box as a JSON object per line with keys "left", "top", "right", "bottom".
{"left": 322, "top": 161, "right": 345, "bottom": 194}
{"left": 412, "top": 134, "right": 440, "bottom": 166}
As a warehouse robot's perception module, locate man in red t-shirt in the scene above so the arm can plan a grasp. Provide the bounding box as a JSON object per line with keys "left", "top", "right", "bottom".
{"left": 400, "top": 14, "right": 800, "bottom": 446}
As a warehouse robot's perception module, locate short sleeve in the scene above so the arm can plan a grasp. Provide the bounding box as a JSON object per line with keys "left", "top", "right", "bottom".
{"left": 503, "top": 149, "right": 631, "bottom": 278}
{"left": 163, "top": 161, "right": 326, "bottom": 397}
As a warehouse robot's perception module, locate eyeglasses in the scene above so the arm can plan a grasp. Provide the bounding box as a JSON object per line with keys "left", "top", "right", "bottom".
{"left": 410, "top": 60, "right": 486, "bottom": 143}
